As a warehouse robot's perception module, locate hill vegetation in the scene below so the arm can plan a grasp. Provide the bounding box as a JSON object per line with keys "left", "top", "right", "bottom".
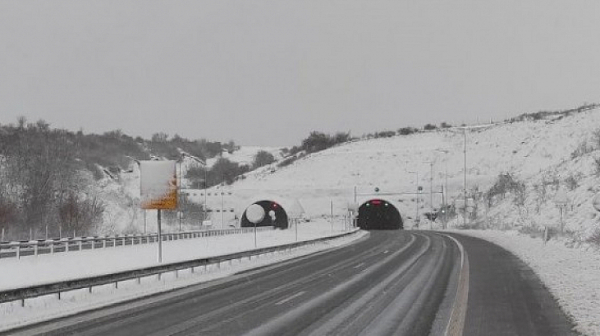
{"left": 1, "top": 102, "right": 597, "bottom": 240}
{"left": 0, "top": 117, "right": 240, "bottom": 240}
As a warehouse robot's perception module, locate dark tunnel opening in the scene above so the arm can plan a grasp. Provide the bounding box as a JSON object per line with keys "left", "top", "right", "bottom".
{"left": 357, "top": 199, "right": 403, "bottom": 230}
{"left": 241, "top": 200, "right": 289, "bottom": 229}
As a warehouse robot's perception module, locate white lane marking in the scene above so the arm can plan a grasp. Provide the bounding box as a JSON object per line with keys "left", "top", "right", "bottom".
{"left": 243, "top": 234, "right": 420, "bottom": 336}
{"left": 353, "top": 262, "right": 365, "bottom": 269}
{"left": 443, "top": 234, "right": 470, "bottom": 336}
{"left": 275, "top": 291, "right": 306, "bottom": 306}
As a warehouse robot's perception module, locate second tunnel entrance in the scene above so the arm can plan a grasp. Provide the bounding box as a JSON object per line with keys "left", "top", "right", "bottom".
{"left": 357, "top": 199, "right": 403, "bottom": 230}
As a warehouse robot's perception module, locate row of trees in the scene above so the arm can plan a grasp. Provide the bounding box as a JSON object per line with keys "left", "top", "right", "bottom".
{"left": 0, "top": 119, "right": 105, "bottom": 240}
{"left": 363, "top": 123, "right": 454, "bottom": 139}
{"left": 284, "top": 131, "right": 353, "bottom": 156}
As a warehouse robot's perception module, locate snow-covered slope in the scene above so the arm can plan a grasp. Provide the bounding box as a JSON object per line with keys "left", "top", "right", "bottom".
{"left": 96, "top": 146, "right": 283, "bottom": 234}
{"left": 99, "top": 108, "right": 600, "bottom": 240}
{"left": 230, "top": 109, "right": 600, "bottom": 239}
{"left": 206, "top": 146, "right": 283, "bottom": 168}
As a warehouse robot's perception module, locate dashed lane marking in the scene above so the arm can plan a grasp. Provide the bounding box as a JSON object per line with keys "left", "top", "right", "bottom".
{"left": 275, "top": 291, "right": 306, "bottom": 306}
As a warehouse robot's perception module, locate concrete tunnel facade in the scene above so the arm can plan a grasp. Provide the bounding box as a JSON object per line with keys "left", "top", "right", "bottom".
{"left": 239, "top": 195, "right": 305, "bottom": 230}
{"left": 357, "top": 198, "right": 403, "bottom": 230}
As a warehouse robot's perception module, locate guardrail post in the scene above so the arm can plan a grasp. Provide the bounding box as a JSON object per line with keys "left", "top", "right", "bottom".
{"left": 113, "top": 237, "right": 117, "bottom": 247}
{"left": 78, "top": 239, "right": 83, "bottom": 251}
{"left": 102, "top": 239, "right": 106, "bottom": 249}
{"left": 33, "top": 242, "right": 38, "bottom": 256}
{"left": 65, "top": 241, "right": 69, "bottom": 252}
{"left": 16, "top": 245, "right": 21, "bottom": 259}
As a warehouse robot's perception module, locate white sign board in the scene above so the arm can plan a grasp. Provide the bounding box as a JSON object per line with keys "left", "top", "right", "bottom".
{"left": 555, "top": 188, "right": 568, "bottom": 206}
{"left": 140, "top": 161, "right": 178, "bottom": 210}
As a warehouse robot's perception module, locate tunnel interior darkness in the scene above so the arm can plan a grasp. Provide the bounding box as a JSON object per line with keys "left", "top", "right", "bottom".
{"left": 357, "top": 199, "right": 403, "bottom": 230}
{"left": 241, "top": 200, "right": 289, "bottom": 229}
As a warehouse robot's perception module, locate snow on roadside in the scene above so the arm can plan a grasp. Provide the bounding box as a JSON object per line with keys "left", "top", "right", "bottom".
{"left": 452, "top": 229, "right": 600, "bottom": 336}
{"left": 0, "top": 220, "right": 350, "bottom": 291}
{"left": 0, "top": 220, "right": 365, "bottom": 333}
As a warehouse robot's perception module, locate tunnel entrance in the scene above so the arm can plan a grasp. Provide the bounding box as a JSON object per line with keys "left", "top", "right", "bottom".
{"left": 241, "top": 200, "right": 289, "bottom": 229}
{"left": 357, "top": 199, "right": 403, "bottom": 230}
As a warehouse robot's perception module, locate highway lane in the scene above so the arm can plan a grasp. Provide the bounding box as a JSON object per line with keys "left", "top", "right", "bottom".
{"left": 3, "top": 231, "right": 578, "bottom": 336}
{"left": 448, "top": 233, "right": 579, "bottom": 336}
{"left": 5, "top": 231, "right": 461, "bottom": 336}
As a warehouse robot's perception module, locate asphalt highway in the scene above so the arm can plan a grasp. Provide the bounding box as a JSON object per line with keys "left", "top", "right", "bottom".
{"left": 3, "top": 231, "right": 579, "bottom": 336}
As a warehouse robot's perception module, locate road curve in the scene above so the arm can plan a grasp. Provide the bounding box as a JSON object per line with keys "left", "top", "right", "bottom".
{"left": 2, "top": 231, "right": 578, "bottom": 336}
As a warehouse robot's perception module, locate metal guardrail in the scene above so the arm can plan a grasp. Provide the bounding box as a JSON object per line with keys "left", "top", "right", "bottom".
{"left": 0, "top": 227, "right": 274, "bottom": 259}
{"left": 0, "top": 229, "right": 360, "bottom": 306}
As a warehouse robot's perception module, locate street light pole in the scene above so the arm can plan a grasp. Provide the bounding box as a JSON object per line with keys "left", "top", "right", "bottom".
{"left": 452, "top": 124, "right": 493, "bottom": 226}
{"left": 463, "top": 128, "right": 468, "bottom": 226}
{"left": 204, "top": 167, "right": 208, "bottom": 223}
{"left": 408, "top": 171, "right": 419, "bottom": 228}
{"left": 429, "top": 162, "right": 433, "bottom": 230}
{"left": 178, "top": 160, "right": 182, "bottom": 232}
{"left": 221, "top": 188, "right": 224, "bottom": 229}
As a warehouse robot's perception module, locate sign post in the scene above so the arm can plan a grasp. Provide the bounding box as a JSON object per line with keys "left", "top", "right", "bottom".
{"left": 157, "top": 209, "right": 162, "bottom": 261}
{"left": 246, "top": 204, "right": 265, "bottom": 248}
{"left": 140, "top": 161, "right": 178, "bottom": 263}
{"left": 555, "top": 188, "right": 568, "bottom": 234}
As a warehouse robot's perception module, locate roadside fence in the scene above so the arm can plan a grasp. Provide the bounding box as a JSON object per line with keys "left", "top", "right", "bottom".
{"left": 0, "top": 227, "right": 274, "bottom": 260}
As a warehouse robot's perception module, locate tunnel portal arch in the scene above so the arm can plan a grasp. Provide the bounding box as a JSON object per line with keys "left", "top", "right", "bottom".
{"left": 357, "top": 199, "right": 403, "bottom": 230}
{"left": 241, "top": 200, "right": 289, "bottom": 229}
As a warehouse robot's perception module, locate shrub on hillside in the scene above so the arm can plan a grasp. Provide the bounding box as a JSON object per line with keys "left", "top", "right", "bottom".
{"left": 397, "top": 127, "right": 418, "bottom": 136}
{"left": 571, "top": 140, "right": 595, "bottom": 159}
{"left": 277, "top": 156, "right": 297, "bottom": 168}
{"left": 58, "top": 193, "right": 105, "bottom": 236}
{"left": 300, "top": 131, "right": 352, "bottom": 154}
{"left": 302, "top": 132, "right": 331, "bottom": 153}
{"left": 209, "top": 158, "right": 250, "bottom": 185}
{"left": 587, "top": 228, "right": 600, "bottom": 246}
{"left": 564, "top": 174, "right": 580, "bottom": 191}
{"left": 485, "top": 173, "right": 526, "bottom": 207}
{"left": 374, "top": 131, "right": 396, "bottom": 138}
{"left": 252, "top": 150, "right": 276, "bottom": 169}
{"left": 423, "top": 123, "right": 437, "bottom": 131}
{"left": 594, "top": 157, "right": 600, "bottom": 176}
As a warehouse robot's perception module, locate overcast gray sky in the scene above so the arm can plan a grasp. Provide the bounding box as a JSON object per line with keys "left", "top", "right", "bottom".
{"left": 1, "top": 1, "right": 599, "bottom": 146}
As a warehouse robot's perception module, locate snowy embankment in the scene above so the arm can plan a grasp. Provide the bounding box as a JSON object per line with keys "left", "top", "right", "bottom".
{"left": 0, "top": 220, "right": 350, "bottom": 291}
{"left": 0, "top": 219, "right": 365, "bottom": 332}
{"left": 453, "top": 229, "right": 600, "bottom": 336}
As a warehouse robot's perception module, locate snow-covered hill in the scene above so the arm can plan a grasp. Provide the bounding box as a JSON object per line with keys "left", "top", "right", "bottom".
{"left": 229, "top": 108, "right": 600, "bottom": 240}
{"left": 206, "top": 146, "right": 283, "bottom": 168}
{"left": 96, "top": 146, "right": 283, "bottom": 234}
{"left": 101, "top": 108, "right": 600, "bottom": 242}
